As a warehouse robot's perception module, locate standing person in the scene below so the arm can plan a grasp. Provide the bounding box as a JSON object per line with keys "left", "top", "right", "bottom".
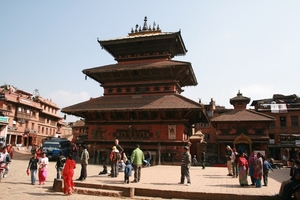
{"left": 253, "top": 152, "right": 263, "bottom": 188}
{"left": 225, "top": 145, "right": 233, "bottom": 176}
{"left": 201, "top": 150, "right": 206, "bottom": 169}
{"left": 238, "top": 152, "right": 249, "bottom": 187}
{"left": 109, "top": 146, "right": 120, "bottom": 177}
{"left": 55, "top": 151, "right": 66, "bottom": 179}
{"left": 124, "top": 160, "right": 133, "bottom": 184}
{"left": 130, "top": 144, "right": 144, "bottom": 183}
{"left": 63, "top": 154, "right": 76, "bottom": 195}
{"left": 27, "top": 153, "right": 39, "bottom": 185}
{"left": 262, "top": 155, "right": 273, "bottom": 186}
{"left": 76, "top": 145, "right": 89, "bottom": 181}
{"left": 192, "top": 155, "right": 197, "bottom": 166}
{"left": 231, "top": 148, "right": 239, "bottom": 178}
{"left": 179, "top": 146, "right": 192, "bottom": 186}
{"left": 38, "top": 152, "right": 49, "bottom": 185}
{"left": 248, "top": 150, "right": 257, "bottom": 185}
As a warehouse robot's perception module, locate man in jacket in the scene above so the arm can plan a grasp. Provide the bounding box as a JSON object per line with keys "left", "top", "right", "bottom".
{"left": 179, "top": 146, "right": 191, "bottom": 186}
{"left": 130, "top": 144, "right": 144, "bottom": 183}
{"left": 76, "top": 145, "right": 89, "bottom": 181}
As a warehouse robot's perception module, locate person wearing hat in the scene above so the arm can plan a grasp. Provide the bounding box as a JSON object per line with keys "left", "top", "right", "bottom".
{"left": 179, "top": 146, "right": 191, "bottom": 186}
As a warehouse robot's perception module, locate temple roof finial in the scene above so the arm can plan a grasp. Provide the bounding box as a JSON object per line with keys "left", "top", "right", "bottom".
{"left": 143, "top": 16, "right": 148, "bottom": 31}
{"left": 129, "top": 16, "right": 162, "bottom": 36}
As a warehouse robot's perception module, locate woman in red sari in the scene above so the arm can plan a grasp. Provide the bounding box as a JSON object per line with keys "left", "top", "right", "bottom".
{"left": 63, "top": 154, "right": 76, "bottom": 195}
{"left": 238, "top": 152, "right": 249, "bottom": 187}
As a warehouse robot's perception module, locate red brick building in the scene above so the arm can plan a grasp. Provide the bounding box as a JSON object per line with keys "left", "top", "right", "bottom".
{"left": 0, "top": 85, "right": 62, "bottom": 147}
{"left": 251, "top": 94, "right": 300, "bottom": 161}
{"left": 62, "top": 17, "right": 209, "bottom": 164}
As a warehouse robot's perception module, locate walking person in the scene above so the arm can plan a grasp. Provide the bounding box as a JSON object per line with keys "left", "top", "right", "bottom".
{"left": 262, "top": 155, "right": 273, "bottom": 186}
{"left": 124, "top": 160, "right": 133, "bottom": 184}
{"left": 201, "top": 149, "right": 206, "bottom": 169}
{"left": 179, "top": 146, "right": 191, "bottom": 186}
{"left": 63, "top": 154, "right": 76, "bottom": 195}
{"left": 76, "top": 145, "right": 89, "bottom": 181}
{"left": 238, "top": 152, "right": 249, "bottom": 187}
{"left": 130, "top": 144, "right": 144, "bottom": 183}
{"left": 38, "top": 152, "right": 49, "bottom": 185}
{"left": 27, "top": 152, "right": 39, "bottom": 185}
{"left": 225, "top": 145, "right": 233, "bottom": 176}
{"left": 55, "top": 151, "right": 66, "bottom": 179}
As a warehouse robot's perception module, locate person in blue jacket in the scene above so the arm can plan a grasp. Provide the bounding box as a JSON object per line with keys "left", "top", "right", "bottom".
{"left": 124, "top": 160, "right": 133, "bottom": 184}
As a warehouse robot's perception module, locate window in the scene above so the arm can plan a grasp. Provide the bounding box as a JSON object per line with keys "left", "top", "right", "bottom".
{"left": 200, "top": 122, "right": 210, "bottom": 128}
{"left": 280, "top": 116, "right": 286, "bottom": 127}
{"left": 270, "top": 122, "right": 275, "bottom": 128}
{"left": 291, "top": 116, "right": 299, "bottom": 127}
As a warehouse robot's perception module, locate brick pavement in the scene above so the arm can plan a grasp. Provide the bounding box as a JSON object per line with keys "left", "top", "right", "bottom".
{"left": 3, "top": 148, "right": 287, "bottom": 200}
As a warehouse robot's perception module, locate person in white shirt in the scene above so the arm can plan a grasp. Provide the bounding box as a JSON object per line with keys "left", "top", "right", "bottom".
{"left": 38, "top": 152, "right": 49, "bottom": 185}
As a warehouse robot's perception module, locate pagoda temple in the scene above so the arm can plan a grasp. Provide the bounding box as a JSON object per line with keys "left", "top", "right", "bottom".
{"left": 62, "top": 17, "right": 209, "bottom": 165}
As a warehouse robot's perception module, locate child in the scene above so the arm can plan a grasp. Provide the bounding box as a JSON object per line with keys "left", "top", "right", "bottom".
{"left": 99, "top": 165, "right": 108, "bottom": 175}
{"left": 124, "top": 160, "right": 133, "bottom": 184}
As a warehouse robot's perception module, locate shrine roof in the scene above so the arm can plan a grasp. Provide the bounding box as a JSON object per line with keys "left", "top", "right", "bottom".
{"left": 210, "top": 109, "right": 275, "bottom": 122}
{"left": 84, "top": 60, "right": 191, "bottom": 72}
{"left": 83, "top": 60, "right": 197, "bottom": 87}
{"left": 97, "top": 17, "right": 187, "bottom": 61}
{"left": 62, "top": 94, "right": 204, "bottom": 113}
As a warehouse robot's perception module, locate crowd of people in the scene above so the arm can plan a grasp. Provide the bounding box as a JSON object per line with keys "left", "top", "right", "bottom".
{"left": 225, "top": 145, "right": 274, "bottom": 188}
{"left": 224, "top": 145, "right": 300, "bottom": 199}
{"left": 3, "top": 140, "right": 299, "bottom": 198}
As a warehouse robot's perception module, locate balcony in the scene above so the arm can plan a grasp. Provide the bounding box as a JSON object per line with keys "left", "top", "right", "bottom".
{"left": 24, "top": 128, "right": 37, "bottom": 134}
{"left": 16, "top": 112, "right": 31, "bottom": 120}
{"left": 8, "top": 126, "right": 17, "bottom": 131}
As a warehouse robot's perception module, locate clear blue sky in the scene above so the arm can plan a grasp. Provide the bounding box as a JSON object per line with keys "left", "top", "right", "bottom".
{"left": 1, "top": 1, "right": 300, "bottom": 122}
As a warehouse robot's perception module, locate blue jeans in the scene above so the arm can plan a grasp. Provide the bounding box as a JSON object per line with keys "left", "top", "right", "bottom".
{"left": 30, "top": 169, "right": 37, "bottom": 184}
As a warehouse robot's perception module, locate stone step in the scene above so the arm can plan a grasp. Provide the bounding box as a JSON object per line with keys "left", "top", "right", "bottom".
{"left": 73, "top": 186, "right": 123, "bottom": 197}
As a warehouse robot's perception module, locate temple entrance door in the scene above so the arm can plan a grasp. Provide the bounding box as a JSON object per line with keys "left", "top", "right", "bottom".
{"left": 235, "top": 143, "right": 250, "bottom": 155}
{"left": 233, "top": 133, "right": 252, "bottom": 154}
